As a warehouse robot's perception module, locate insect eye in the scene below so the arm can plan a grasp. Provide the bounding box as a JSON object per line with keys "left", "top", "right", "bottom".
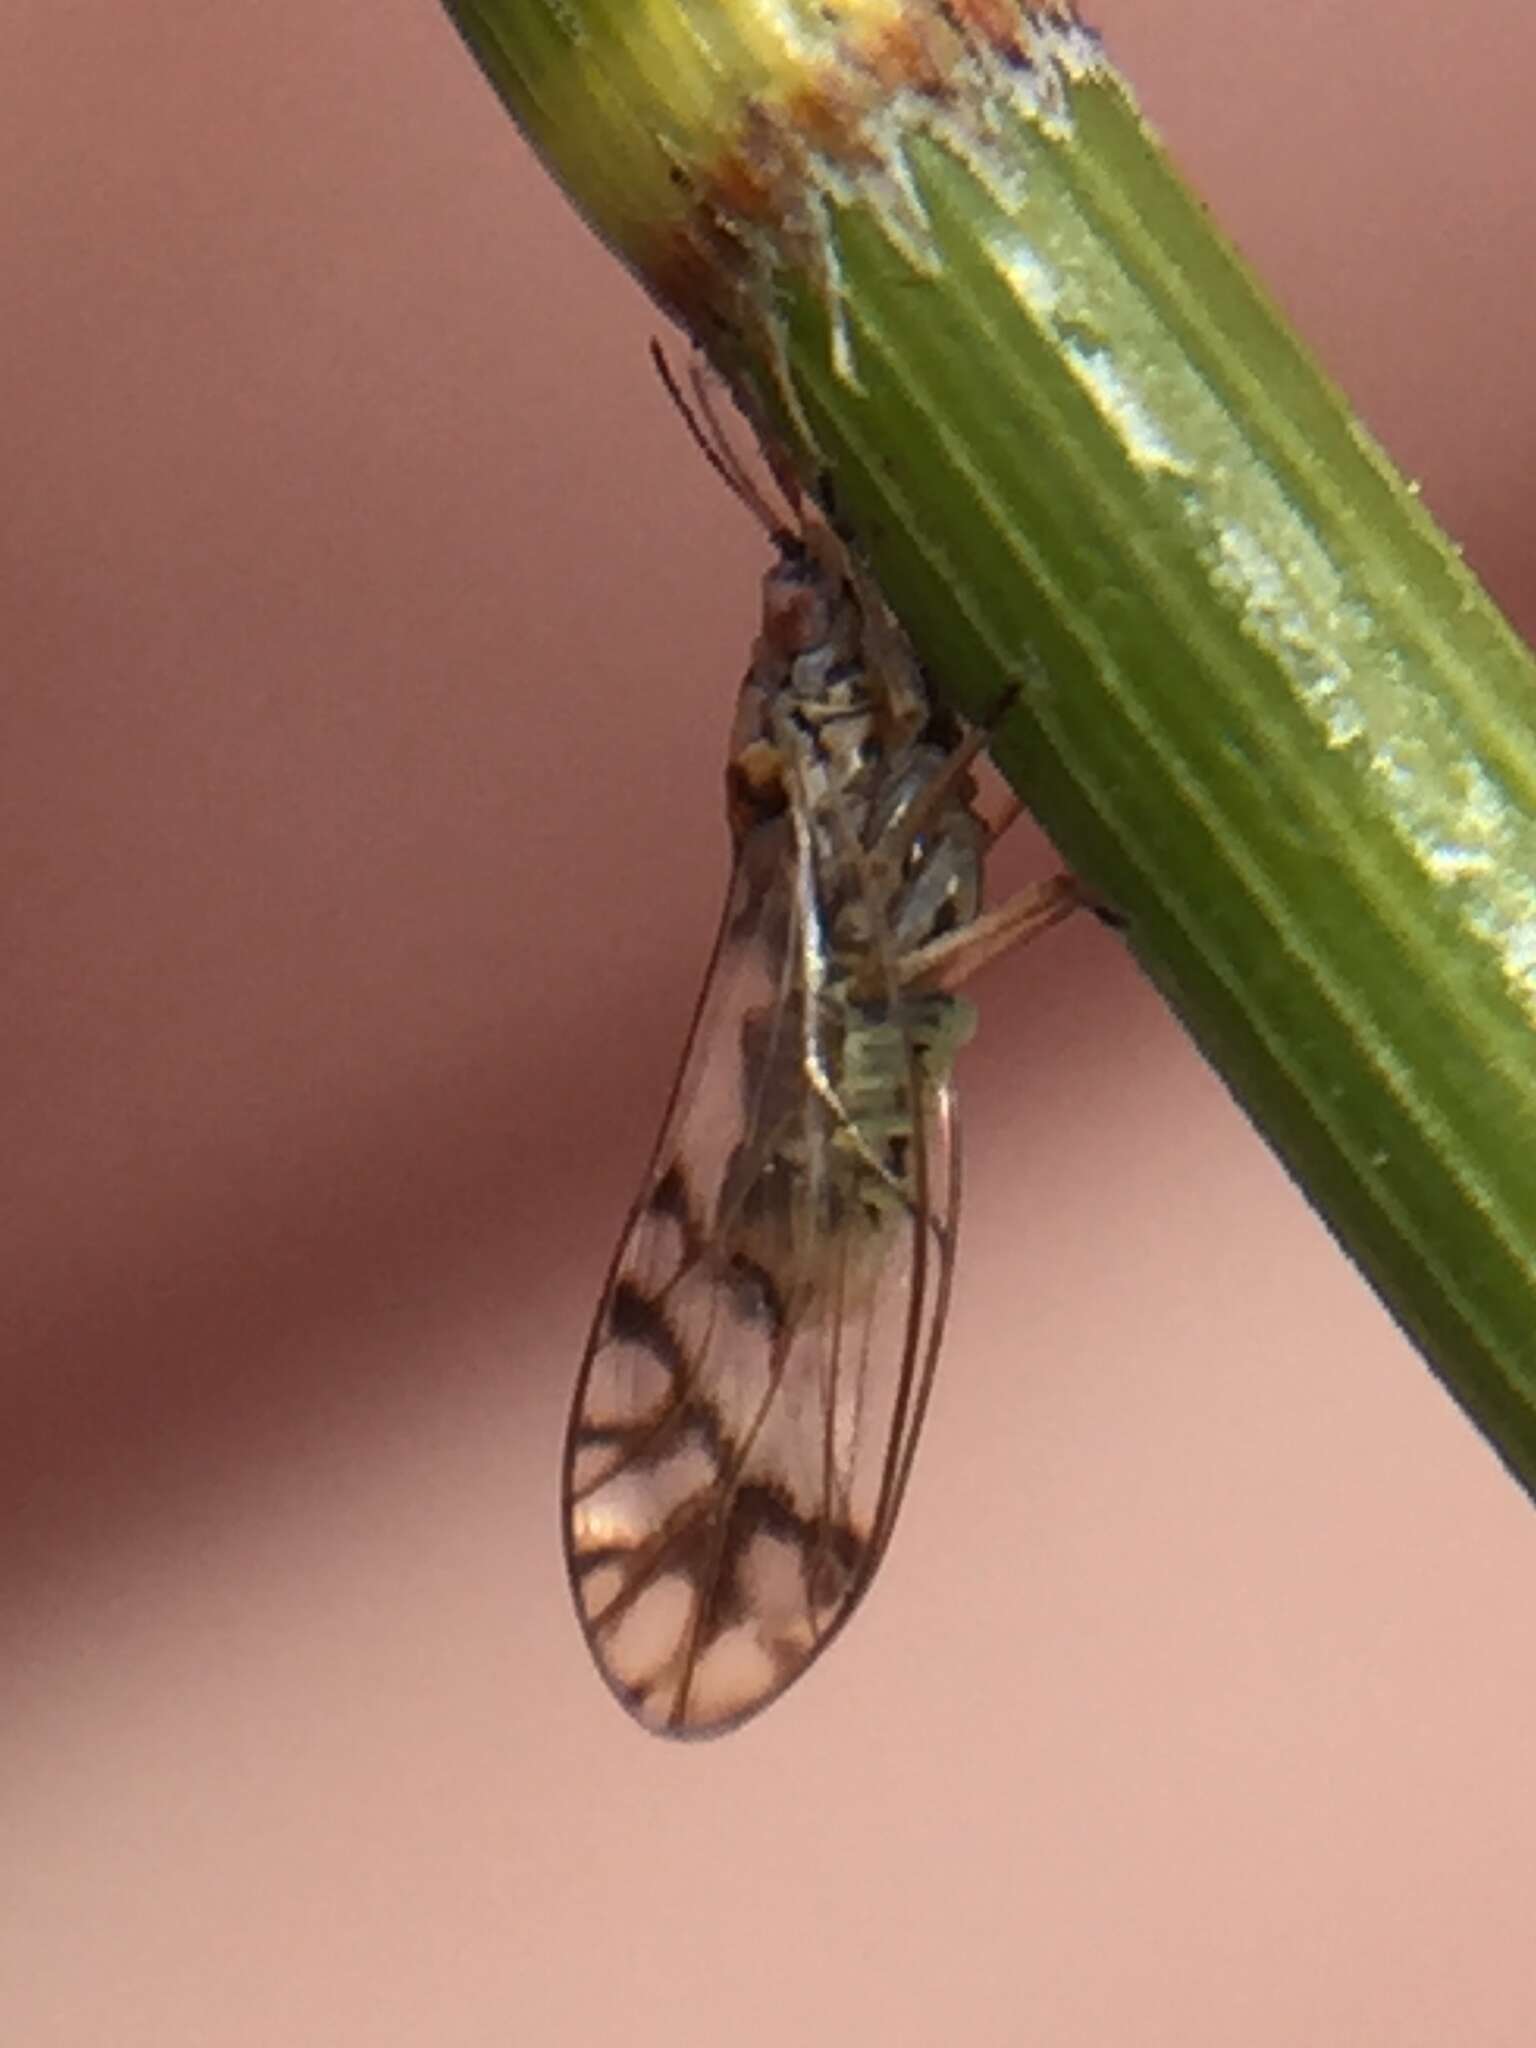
{"left": 727, "top": 745, "right": 788, "bottom": 833}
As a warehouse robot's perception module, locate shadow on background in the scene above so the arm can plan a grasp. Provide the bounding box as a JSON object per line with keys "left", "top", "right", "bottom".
{"left": 2, "top": 986, "right": 659, "bottom": 1641}
{"left": 2, "top": 923, "right": 1140, "bottom": 1652}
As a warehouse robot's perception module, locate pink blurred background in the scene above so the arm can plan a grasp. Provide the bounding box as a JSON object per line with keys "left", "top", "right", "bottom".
{"left": 5, "top": 2, "right": 1535, "bottom": 2041}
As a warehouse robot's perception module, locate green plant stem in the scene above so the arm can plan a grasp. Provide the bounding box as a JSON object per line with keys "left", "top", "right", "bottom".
{"left": 438, "top": 0, "right": 1536, "bottom": 1492}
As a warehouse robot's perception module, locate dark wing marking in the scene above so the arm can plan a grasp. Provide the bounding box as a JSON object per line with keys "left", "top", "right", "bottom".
{"left": 562, "top": 839, "right": 960, "bottom": 1738}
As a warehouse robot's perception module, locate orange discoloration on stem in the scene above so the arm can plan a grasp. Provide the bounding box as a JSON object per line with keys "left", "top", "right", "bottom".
{"left": 863, "top": 13, "right": 951, "bottom": 97}
{"left": 642, "top": 1, "right": 1099, "bottom": 358}
{"left": 711, "top": 141, "right": 778, "bottom": 226}
{"left": 947, "top": 0, "right": 1034, "bottom": 57}
{"left": 783, "top": 78, "right": 878, "bottom": 167}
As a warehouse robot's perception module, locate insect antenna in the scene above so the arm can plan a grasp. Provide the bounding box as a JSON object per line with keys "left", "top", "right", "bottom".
{"left": 649, "top": 339, "right": 797, "bottom": 545}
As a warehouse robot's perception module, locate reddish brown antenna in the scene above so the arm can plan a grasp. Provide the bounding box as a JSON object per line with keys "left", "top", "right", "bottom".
{"left": 648, "top": 340, "right": 796, "bottom": 543}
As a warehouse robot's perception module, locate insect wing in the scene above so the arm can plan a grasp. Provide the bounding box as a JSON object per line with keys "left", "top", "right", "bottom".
{"left": 562, "top": 850, "right": 959, "bottom": 1737}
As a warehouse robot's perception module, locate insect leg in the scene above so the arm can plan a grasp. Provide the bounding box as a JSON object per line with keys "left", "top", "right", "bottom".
{"left": 898, "top": 873, "right": 1083, "bottom": 993}
{"left": 985, "top": 790, "right": 1027, "bottom": 848}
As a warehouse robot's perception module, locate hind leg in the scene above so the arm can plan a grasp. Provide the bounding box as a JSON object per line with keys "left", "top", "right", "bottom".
{"left": 898, "top": 872, "right": 1083, "bottom": 994}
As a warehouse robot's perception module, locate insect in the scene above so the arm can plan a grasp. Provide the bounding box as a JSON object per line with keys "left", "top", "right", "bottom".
{"left": 563, "top": 363, "right": 1078, "bottom": 1736}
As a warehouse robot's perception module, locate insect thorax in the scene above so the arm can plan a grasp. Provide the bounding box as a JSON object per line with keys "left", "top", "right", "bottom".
{"left": 715, "top": 526, "right": 986, "bottom": 1314}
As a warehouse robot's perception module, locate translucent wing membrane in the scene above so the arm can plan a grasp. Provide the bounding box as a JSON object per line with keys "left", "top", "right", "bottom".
{"left": 563, "top": 850, "right": 961, "bottom": 1737}
{"left": 562, "top": 509, "right": 999, "bottom": 1738}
